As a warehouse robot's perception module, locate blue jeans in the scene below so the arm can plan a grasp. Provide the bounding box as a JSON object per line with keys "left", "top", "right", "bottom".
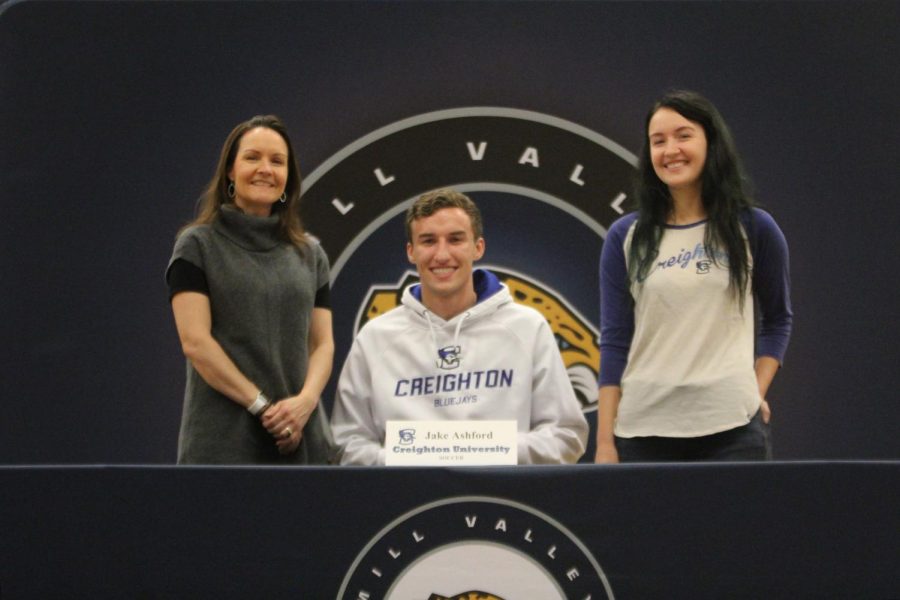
{"left": 615, "top": 410, "right": 772, "bottom": 462}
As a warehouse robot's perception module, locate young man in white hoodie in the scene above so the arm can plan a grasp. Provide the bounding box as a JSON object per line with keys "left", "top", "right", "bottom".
{"left": 331, "top": 189, "right": 588, "bottom": 465}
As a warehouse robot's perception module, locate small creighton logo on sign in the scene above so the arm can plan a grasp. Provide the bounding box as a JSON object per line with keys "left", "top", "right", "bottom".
{"left": 336, "top": 496, "right": 615, "bottom": 600}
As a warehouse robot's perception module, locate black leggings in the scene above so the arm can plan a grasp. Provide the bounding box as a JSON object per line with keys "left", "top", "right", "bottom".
{"left": 615, "top": 410, "right": 772, "bottom": 462}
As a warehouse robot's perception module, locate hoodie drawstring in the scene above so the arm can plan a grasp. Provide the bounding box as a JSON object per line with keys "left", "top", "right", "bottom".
{"left": 452, "top": 312, "right": 469, "bottom": 356}
{"left": 423, "top": 311, "right": 441, "bottom": 367}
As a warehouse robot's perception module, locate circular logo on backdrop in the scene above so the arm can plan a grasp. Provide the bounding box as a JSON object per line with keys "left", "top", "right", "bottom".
{"left": 336, "top": 496, "right": 615, "bottom": 599}
{"left": 302, "top": 107, "right": 638, "bottom": 413}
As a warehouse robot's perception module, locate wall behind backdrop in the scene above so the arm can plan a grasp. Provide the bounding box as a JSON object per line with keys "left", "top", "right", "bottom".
{"left": 1, "top": 0, "right": 897, "bottom": 463}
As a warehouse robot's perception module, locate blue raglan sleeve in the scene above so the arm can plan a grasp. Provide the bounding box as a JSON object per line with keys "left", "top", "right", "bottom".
{"left": 747, "top": 208, "right": 793, "bottom": 363}
{"left": 599, "top": 214, "right": 638, "bottom": 386}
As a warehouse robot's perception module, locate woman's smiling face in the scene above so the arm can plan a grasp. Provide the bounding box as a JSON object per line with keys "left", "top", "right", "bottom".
{"left": 648, "top": 107, "right": 708, "bottom": 195}
{"left": 228, "top": 126, "right": 289, "bottom": 216}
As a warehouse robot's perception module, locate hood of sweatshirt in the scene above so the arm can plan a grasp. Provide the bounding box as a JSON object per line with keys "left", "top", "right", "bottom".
{"left": 399, "top": 269, "right": 511, "bottom": 369}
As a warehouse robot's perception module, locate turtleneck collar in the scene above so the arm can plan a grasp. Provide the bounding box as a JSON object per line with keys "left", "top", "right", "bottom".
{"left": 213, "top": 203, "right": 282, "bottom": 251}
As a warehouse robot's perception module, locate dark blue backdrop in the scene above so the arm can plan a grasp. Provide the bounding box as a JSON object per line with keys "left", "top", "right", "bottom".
{"left": 1, "top": 0, "right": 898, "bottom": 462}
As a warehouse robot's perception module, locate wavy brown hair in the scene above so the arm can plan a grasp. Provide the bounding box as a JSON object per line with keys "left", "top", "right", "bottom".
{"left": 184, "top": 115, "right": 307, "bottom": 247}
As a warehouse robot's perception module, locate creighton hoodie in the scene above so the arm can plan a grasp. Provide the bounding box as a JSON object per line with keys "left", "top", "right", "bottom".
{"left": 331, "top": 269, "right": 588, "bottom": 465}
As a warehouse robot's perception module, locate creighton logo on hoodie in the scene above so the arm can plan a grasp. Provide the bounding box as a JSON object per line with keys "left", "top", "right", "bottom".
{"left": 437, "top": 346, "right": 462, "bottom": 370}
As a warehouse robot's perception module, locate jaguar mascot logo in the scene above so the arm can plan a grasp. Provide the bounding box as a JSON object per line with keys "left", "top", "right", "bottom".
{"left": 301, "top": 107, "right": 638, "bottom": 422}
{"left": 358, "top": 268, "right": 600, "bottom": 410}
{"left": 429, "top": 593, "right": 504, "bottom": 600}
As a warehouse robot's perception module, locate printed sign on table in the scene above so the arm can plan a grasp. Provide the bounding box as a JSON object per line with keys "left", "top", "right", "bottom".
{"left": 385, "top": 420, "right": 517, "bottom": 466}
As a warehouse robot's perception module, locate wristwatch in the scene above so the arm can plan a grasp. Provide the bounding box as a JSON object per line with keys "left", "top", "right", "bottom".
{"left": 247, "top": 391, "right": 271, "bottom": 417}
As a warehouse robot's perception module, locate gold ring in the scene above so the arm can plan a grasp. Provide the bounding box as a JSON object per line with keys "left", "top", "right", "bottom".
{"left": 282, "top": 427, "right": 293, "bottom": 439}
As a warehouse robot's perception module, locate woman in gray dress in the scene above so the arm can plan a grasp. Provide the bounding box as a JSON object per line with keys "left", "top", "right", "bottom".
{"left": 166, "top": 115, "right": 335, "bottom": 464}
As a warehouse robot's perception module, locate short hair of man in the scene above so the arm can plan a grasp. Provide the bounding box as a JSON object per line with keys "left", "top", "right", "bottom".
{"left": 405, "top": 188, "right": 483, "bottom": 243}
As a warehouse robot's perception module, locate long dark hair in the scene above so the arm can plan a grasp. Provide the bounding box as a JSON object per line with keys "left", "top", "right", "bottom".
{"left": 184, "top": 114, "right": 307, "bottom": 247}
{"left": 630, "top": 89, "right": 753, "bottom": 304}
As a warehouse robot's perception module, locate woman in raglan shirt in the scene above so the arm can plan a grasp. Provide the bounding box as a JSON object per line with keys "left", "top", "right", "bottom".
{"left": 595, "top": 90, "right": 792, "bottom": 463}
{"left": 166, "top": 115, "right": 335, "bottom": 464}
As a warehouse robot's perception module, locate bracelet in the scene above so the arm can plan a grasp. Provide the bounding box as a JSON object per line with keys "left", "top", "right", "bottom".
{"left": 247, "top": 391, "right": 271, "bottom": 417}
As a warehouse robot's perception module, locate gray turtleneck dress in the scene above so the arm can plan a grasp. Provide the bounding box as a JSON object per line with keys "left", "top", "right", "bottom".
{"left": 167, "top": 205, "right": 334, "bottom": 464}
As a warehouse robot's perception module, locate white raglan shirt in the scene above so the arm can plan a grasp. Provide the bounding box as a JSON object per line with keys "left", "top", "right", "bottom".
{"left": 616, "top": 221, "right": 761, "bottom": 437}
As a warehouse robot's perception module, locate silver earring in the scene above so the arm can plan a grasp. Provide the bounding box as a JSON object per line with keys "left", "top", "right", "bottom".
{"left": 227, "top": 181, "right": 235, "bottom": 198}
{"left": 279, "top": 192, "right": 287, "bottom": 204}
